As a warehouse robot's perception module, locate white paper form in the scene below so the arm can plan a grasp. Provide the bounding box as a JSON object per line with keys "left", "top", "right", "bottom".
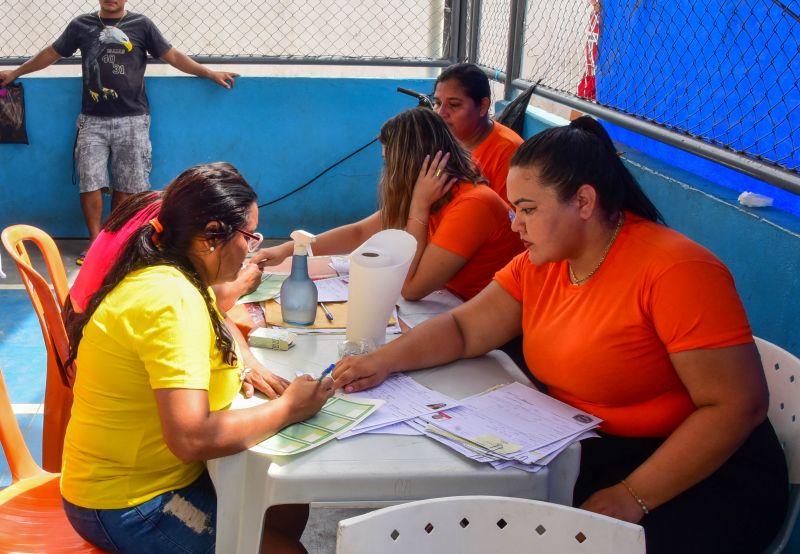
{"left": 406, "top": 418, "right": 500, "bottom": 463}
{"left": 408, "top": 417, "right": 547, "bottom": 471}
{"left": 508, "top": 430, "right": 600, "bottom": 466}
{"left": 397, "top": 289, "right": 464, "bottom": 328}
{"left": 363, "top": 421, "right": 423, "bottom": 436}
{"left": 314, "top": 277, "right": 349, "bottom": 302}
{"left": 337, "top": 373, "right": 459, "bottom": 439}
{"left": 419, "top": 382, "right": 601, "bottom": 454}
{"left": 329, "top": 256, "right": 350, "bottom": 276}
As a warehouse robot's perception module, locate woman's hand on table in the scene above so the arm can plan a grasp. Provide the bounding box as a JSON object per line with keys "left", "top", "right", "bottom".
{"left": 251, "top": 243, "right": 291, "bottom": 269}
{"left": 281, "top": 375, "right": 335, "bottom": 423}
{"left": 410, "top": 150, "right": 457, "bottom": 213}
{"left": 332, "top": 353, "right": 391, "bottom": 393}
{"left": 580, "top": 483, "right": 646, "bottom": 524}
{"left": 235, "top": 262, "right": 262, "bottom": 296}
{"left": 242, "top": 365, "right": 290, "bottom": 399}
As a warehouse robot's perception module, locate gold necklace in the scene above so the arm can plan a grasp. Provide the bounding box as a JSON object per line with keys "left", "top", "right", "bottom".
{"left": 568, "top": 214, "right": 624, "bottom": 286}
{"left": 97, "top": 10, "right": 127, "bottom": 28}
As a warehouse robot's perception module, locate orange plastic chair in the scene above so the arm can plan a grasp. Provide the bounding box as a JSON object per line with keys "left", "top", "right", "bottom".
{"left": 0, "top": 365, "right": 106, "bottom": 552}
{"left": 1, "top": 225, "right": 74, "bottom": 473}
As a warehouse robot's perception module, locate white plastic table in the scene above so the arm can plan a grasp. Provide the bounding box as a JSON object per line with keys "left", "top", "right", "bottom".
{"left": 207, "top": 334, "right": 581, "bottom": 554}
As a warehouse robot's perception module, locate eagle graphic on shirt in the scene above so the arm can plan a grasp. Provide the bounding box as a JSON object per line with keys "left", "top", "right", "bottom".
{"left": 85, "top": 26, "right": 133, "bottom": 102}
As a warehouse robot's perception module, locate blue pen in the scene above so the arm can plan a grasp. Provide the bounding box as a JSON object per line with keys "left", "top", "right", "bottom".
{"left": 318, "top": 363, "right": 335, "bottom": 382}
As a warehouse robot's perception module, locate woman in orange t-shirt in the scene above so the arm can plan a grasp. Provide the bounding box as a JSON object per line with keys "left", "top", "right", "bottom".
{"left": 332, "top": 117, "right": 787, "bottom": 554}
{"left": 433, "top": 63, "right": 523, "bottom": 204}
{"left": 252, "top": 108, "right": 522, "bottom": 301}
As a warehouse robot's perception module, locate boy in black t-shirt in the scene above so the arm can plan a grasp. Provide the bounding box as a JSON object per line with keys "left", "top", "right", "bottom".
{"left": 0, "top": 0, "right": 238, "bottom": 263}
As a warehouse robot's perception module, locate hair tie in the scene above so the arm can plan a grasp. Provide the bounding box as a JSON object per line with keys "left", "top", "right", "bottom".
{"left": 150, "top": 218, "right": 163, "bottom": 247}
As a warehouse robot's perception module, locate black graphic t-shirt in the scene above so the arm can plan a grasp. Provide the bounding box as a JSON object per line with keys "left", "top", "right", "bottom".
{"left": 52, "top": 12, "right": 171, "bottom": 117}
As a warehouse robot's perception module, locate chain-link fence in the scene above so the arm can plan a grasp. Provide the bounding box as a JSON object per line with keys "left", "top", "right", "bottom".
{"left": 2, "top": 0, "right": 798, "bottom": 190}
{"left": 0, "top": 0, "right": 451, "bottom": 63}
{"left": 494, "top": 0, "right": 799, "bottom": 190}
{"left": 471, "top": 0, "right": 513, "bottom": 73}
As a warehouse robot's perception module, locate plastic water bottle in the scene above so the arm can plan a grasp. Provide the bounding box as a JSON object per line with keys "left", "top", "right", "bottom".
{"left": 280, "top": 230, "right": 318, "bottom": 325}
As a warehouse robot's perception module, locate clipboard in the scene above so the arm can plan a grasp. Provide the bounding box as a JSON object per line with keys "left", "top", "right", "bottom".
{"left": 262, "top": 300, "right": 397, "bottom": 330}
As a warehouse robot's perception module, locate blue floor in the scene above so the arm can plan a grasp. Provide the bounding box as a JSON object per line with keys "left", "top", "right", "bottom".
{"left": 0, "top": 289, "right": 46, "bottom": 487}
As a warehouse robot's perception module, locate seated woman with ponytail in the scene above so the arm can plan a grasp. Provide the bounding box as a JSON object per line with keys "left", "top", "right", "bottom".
{"left": 62, "top": 162, "right": 333, "bottom": 554}
{"left": 331, "top": 117, "right": 788, "bottom": 554}
{"left": 68, "top": 190, "right": 263, "bottom": 316}
{"left": 252, "top": 107, "right": 523, "bottom": 301}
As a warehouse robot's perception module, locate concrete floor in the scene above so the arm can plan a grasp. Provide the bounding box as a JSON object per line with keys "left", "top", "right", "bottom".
{"left": 1, "top": 237, "right": 372, "bottom": 553}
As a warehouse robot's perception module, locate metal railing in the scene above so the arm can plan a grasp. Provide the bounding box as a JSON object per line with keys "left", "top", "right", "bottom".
{"left": 2, "top": 0, "right": 798, "bottom": 193}
{"left": 0, "top": 0, "right": 454, "bottom": 65}
{"left": 473, "top": 0, "right": 800, "bottom": 194}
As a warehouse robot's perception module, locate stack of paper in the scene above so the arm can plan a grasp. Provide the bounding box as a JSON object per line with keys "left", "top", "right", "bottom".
{"left": 397, "top": 289, "right": 464, "bottom": 328}
{"left": 406, "top": 382, "right": 600, "bottom": 472}
{"left": 337, "top": 373, "right": 460, "bottom": 439}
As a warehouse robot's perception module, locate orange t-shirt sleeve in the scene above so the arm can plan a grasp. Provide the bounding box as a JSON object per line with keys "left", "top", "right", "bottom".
{"left": 493, "top": 253, "right": 527, "bottom": 302}
{"left": 472, "top": 126, "right": 522, "bottom": 202}
{"left": 648, "top": 260, "right": 752, "bottom": 353}
{"left": 430, "top": 195, "right": 500, "bottom": 259}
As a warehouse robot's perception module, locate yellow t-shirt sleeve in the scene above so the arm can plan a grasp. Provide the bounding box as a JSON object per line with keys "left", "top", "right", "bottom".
{"left": 135, "top": 279, "right": 214, "bottom": 390}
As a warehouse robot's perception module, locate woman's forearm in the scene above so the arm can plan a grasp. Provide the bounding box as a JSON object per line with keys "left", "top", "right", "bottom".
{"left": 311, "top": 211, "right": 382, "bottom": 256}
{"left": 400, "top": 210, "right": 431, "bottom": 298}
{"left": 157, "top": 390, "right": 295, "bottom": 462}
{"left": 622, "top": 402, "right": 765, "bottom": 510}
{"left": 156, "top": 374, "right": 331, "bottom": 462}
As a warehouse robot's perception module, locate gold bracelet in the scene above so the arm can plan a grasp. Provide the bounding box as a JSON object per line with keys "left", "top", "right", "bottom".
{"left": 407, "top": 216, "right": 427, "bottom": 226}
{"left": 620, "top": 479, "right": 650, "bottom": 515}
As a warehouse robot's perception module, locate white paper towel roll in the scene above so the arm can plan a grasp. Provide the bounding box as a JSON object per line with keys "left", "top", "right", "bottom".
{"left": 347, "top": 229, "right": 417, "bottom": 346}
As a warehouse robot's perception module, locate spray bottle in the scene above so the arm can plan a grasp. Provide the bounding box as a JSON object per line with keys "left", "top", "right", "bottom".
{"left": 280, "top": 230, "right": 318, "bottom": 326}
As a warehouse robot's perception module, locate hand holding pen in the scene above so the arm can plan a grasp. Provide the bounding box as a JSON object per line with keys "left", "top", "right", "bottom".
{"left": 318, "top": 363, "right": 335, "bottom": 382}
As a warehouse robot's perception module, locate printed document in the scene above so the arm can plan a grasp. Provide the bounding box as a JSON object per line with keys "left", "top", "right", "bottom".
{"left": 420, "top": 382, "right": 601, "bottom": 453}
{"left": 409, "top": 382, "right": 600, "bottom": 470}
{"left": 397, "top": 289, "right": 463, "bottom": 328}
{"left": 338, "top": 373, "right": 459, "bottom": 438}
{"left": 234, "top": 393, "right": 383, "bottom": 456}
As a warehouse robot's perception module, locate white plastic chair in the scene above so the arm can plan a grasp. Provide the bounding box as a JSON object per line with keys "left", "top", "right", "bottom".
{"left": 756, "top": 337, "right": 800, "bottom": 553}
{"left": 336, "top": 496, "right": 645, "bottom": 554}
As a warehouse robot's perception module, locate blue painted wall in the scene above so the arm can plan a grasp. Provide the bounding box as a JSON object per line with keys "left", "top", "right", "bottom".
{"left": 3, "top": 77, "right": 798, "bottom": 355}
{"left": 0, "top": 76, "right": 435, "bottom": 238}
{"left": 522, "top": 110, "right": 800, "bottom": 356}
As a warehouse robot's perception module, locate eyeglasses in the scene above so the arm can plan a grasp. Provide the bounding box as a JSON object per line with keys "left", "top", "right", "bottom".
{"left": 236, "top": 228, "right": 264, "bottom": 252}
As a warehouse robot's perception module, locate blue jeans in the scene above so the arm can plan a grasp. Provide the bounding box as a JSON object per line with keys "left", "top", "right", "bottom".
{"left": 62, "top": 471, "right": 217, "bottom": 553}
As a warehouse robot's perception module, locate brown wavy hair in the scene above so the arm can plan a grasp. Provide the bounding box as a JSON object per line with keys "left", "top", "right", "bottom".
{"left": 378, "top": 107, "right": 485, "bottom": 229}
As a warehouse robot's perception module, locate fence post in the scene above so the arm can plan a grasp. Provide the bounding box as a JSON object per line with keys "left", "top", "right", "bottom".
{"left": 468, "top": 0, "right": 482, "bottom": 62}
{"left": 503, "top": 0, "right": 527, "bottom": 100}
{"left": 453, "top": 0, "right": 469, "bottom": 63}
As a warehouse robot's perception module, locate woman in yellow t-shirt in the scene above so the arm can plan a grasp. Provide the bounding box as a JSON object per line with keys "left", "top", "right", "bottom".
{"left": 62, "top": 162, "right": 333, "bottom": 554}
{"left": 330, "top": 118, "right": 787, "bottom": 554}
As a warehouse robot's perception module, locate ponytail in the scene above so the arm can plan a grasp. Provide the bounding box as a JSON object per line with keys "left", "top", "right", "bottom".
{"left": 511, "top": 116, "right": 664, "bottom": 223}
